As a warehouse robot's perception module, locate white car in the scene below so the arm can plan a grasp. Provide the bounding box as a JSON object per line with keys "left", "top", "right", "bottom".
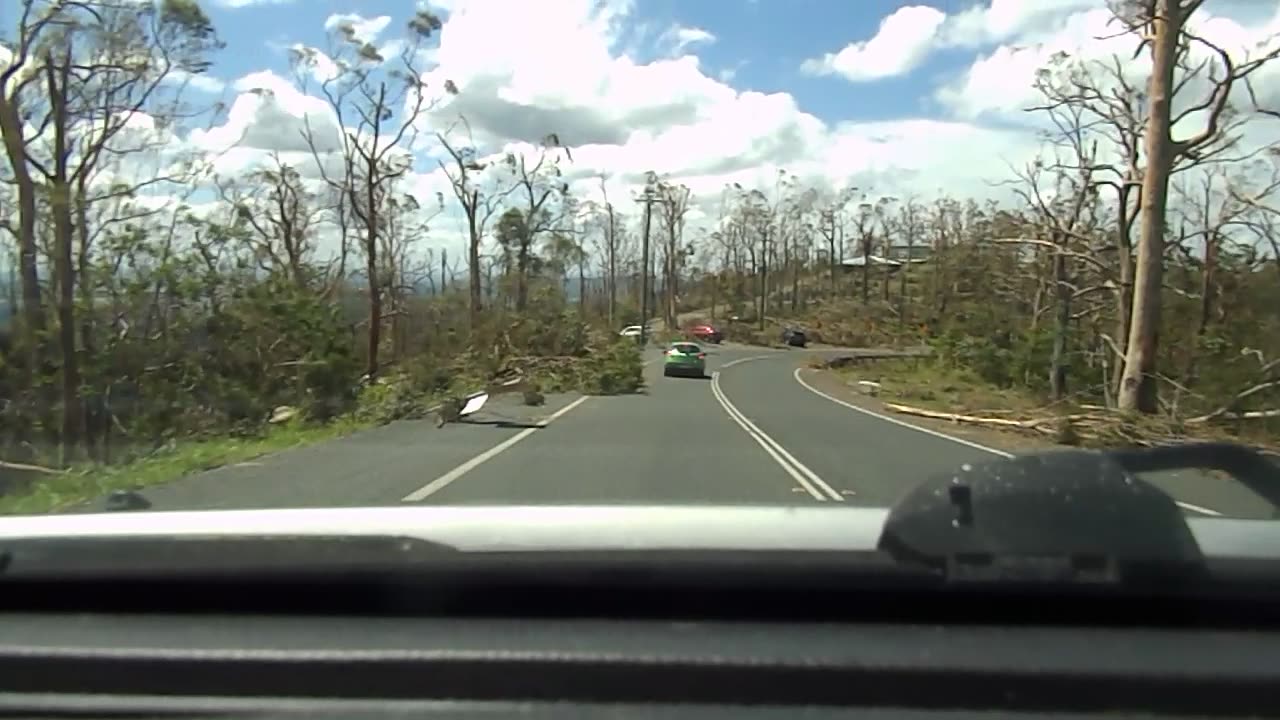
{"left": 618, "top": 325, "right": 647, "bottom": 338}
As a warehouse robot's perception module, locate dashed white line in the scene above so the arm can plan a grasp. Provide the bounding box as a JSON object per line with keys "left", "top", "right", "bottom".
{"left": 710, "top": 369, "right": 845, "bottom": 502}
{"left": 401, "top": 396, "right": 590, "bottom": 502}
{"left": 792, "top": 367, "right": 1224, "bottom": 517}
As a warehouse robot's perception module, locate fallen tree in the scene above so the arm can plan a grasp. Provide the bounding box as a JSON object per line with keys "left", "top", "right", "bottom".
{"left": 879, "top": 401, "right": 1277, "bottom": 452}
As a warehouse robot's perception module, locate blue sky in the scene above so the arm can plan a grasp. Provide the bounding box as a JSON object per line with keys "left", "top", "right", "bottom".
{"left": 202, "top": 0, "right": 990, "bottom": 121}
{"left": 172, "top": 0, "right": 1279, "bottom": 243}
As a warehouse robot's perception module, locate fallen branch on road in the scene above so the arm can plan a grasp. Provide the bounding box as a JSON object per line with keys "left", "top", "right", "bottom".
{"left": 881, "top": 402, "right": 1099, "bottom": 433}
{"left": 877, "top": 402, "right": 1268, "bottom": 451}
{"left": 0, "top": 459, "right": 69, "bottom": 475}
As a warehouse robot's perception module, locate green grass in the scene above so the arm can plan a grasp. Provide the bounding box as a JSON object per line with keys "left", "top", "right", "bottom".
{"left": 1, "top": 345, "right": 650, "bottom": 516}
{"left": 0, "top": 417, "right": 370, "bottom": 516}
{"left": 834, "top": 358, "right": 1041, "bottom": 415}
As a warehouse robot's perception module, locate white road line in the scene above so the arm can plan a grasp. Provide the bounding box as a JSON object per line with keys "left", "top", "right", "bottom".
{"left": 710, "top": 370, "right": 846, "bottom": 502}
{"left": 401, "top": 396, "right": 591, "bottom": 502}
{"left": 721, "top": 353, "right": 781, "bottom": 369}
{"left": 793, "top": 367, "right": 1012, "bottom": 458}
{"left": 792, "top": 367, "right": 1225, "bottom": 517}
{"left": 1173, "top": 500, "right": 1223, "bottom": 516}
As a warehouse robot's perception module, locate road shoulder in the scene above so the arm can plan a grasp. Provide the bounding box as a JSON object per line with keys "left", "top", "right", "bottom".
{"left": 798, "top": 367, "right": 1054, "bottom": 456}
{"left": 90, "top": 393, "right": 588, "bottom": 512}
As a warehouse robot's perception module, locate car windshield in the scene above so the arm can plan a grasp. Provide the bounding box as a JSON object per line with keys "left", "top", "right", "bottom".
{"left": 0, "top": 0, "right": 1278, "bottom": 574}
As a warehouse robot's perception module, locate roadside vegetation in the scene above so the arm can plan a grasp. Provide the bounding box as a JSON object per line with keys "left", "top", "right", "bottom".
{"left": 0, "top": 1, "right": 649, "bottom": 511}
{"left": 653, "top": 2, "right": 1280, "bottom": 452}
{"left": 1, "top": 1, "right": 1279, "bottom": 510}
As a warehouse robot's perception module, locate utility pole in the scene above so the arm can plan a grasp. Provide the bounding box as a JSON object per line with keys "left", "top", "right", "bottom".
{"left": 635, "top": 177, "right": 671, "bottom": 346}
{"left": 639, "top": 190, "right": 654, "bottom": 345}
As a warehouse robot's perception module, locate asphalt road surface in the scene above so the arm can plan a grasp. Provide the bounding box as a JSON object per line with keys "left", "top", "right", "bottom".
{"left": 131, "top": 343, "right": 1276, "bottom": 519}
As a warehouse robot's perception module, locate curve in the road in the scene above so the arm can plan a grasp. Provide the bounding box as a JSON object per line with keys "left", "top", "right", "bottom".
{"left": 709, "top": 369, "right": 845, "bottom": 502}
{"left": 790, "top": 364, "right": 1228, "bottom": 518}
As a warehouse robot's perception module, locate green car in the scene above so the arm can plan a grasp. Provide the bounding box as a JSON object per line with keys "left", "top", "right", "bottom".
{"left": 663, "top": 342, "right": 707, "bottom": 378}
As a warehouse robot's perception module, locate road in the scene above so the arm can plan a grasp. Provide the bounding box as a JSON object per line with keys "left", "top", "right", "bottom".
{"left": 131, "top": 343, "right": 1275, "bottom": 519}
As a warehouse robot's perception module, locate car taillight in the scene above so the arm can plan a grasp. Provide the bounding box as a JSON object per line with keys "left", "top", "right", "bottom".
{"left": 698, "top": 353, "right": 706, "bottom": 359}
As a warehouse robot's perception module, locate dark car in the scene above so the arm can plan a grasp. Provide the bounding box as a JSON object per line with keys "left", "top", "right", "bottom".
{"left": 781, "top": 327, "right": 807, "bottom": 348}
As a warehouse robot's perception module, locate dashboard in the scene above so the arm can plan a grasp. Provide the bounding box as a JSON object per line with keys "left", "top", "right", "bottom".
{"left": 1, "top": 605, "right": 1277, "bottom": 719}
{"left": 6, "top": 441, "right": 1280, "bottom": 719}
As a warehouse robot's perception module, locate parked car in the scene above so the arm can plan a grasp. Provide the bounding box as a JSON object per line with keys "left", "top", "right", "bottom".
{"left": 687, "top": 323, "right": 722, "bottom": 344}
{"left": 781, "top": 327, "right": 807, "bottom": 348}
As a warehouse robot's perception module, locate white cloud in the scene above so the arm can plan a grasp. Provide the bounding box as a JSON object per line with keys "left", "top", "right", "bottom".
{"left": 188, "top": 70, "right": 345, "bottom": 179}
{"left": 323, "top": 13, "right": 394, "bottom": 46}
{"left": 660, "top": 25, "right": 716, "bottom": 56}
{"left": 938, "top": 3, "right": 1280, "bottom": 128}
{"left": 800, "top": 5, "right": 946, "bottom": 82}
{"left": 941, "top": 0, "right": 1100, "bottom": 47}
{"left": 147, "top": 0, "right": 1280, "bottom": 264}
{"left": 210, "top": 0, "right": 295, "bottom": 7}
{"left": 176, "top": 0, "right": 1050, "bottom": 257}
{"left": 167, "top": 69, "right": 227, "bottom": 94}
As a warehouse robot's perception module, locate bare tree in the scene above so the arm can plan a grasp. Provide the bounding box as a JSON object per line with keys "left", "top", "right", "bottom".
{"left": 1, "top": 0, "right": 220, "bottom": 456}
{"left": 505, "top": 136, "right": 571, "bottom": 311}
{"left": 295, "top": 8, "right": 447, "bottom": 379}
{"left": 1112, "top": 0, "right": 1280, "bottom": 411}
{"left": 436, "top": 119, "right": 517, "bottom": 324}
{"left": 592, "top": 175, "right": 620, "bottom": 326}
{"left": 656, "top": 181, "right": 691, "bottom": 327}
{"left": 222, "top": 154, "right": 321, "bottom": 288}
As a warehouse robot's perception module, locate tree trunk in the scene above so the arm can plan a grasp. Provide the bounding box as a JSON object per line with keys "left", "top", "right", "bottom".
{"left": 467, "top": 191, "right": 482, "bottom": 324}
{"left": 1049, "top": 243, "right": 1071, "bottom": 400}
{"left": 0, "top": 94, "right": 45, "bottom": 397}
{"left": 577, "top": 251, "right": 586, "bottom": 314}
{"left": 1118, "top": 0, "right": 1179, "bottom": 413}
{"left": 606, "top": 206, "right": 616, "bottom": 327}
{"left": 364, "top": 184, "right": 381, "bottom": 379}
{"left": 46, "top": 54, "right": 81, "bottom": 459}
{"left": 640, "top": 198, "right": 652, "bottom": 335}
{"left": 865, "top": 234, "right": 875, "bottom": 303}
{"left": 515, "top": 237, "right": 529, "bottom": 312}
{"left": 758, "top": 227, "right": 768, "bottom": 331}
{"left": 76, "top": 184, "right": 100, "bottom": 459}
{"left": 1110, "top": 188, "right": 1136, "bottom": 401}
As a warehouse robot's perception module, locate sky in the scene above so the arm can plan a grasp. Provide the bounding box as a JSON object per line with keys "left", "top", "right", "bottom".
{"left": 8, "top": 0, "right": 1280, "bottom": 254}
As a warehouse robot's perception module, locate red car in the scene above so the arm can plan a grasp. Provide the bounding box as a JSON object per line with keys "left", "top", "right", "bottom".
{"left": 687, "top": 324, "right": 723, "bottom": 344}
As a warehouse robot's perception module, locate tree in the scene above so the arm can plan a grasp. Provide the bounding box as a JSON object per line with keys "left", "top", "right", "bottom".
{"left": 655, "top": 180, "right": 691, "bottom": 327}
{"left": 295, "top": 7, "right": 448, "bottom": 379}
{"left": 505, "top": 137, "right": 571, "bottom": 311}
{"left": 437, "top": 119, "right": 517, "bottom": 324}
{"left": 597, "top": 176, "right": 619, "bottom": 326}
{"left": 222, "top": 154, "right": 321, "bottom": 289}
{"left": 1, "top": 0, "right": 221, "bottom": 457}
{"left": 1113, "top": 0, "right": 1280, "bottom": 412}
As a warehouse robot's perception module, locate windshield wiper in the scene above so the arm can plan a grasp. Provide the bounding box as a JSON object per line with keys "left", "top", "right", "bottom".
{"left": 1107, "top": 442, "right": 1280, "bottom": 510}
{"left": 877, "top": 443, "right": 1280, "bottom": 587}
{"left": 104, "top": 489, "right": 152, "bottom": 512}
